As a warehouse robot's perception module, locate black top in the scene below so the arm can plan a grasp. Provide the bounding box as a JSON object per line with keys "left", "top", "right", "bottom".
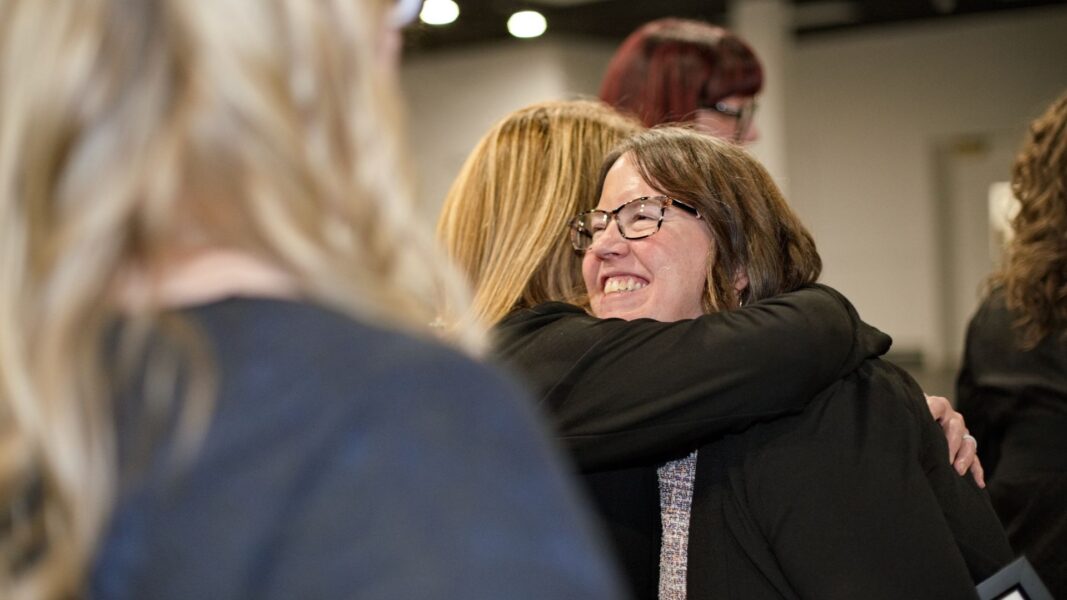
{"left": 688, "top": 360, "right": 1013, "bottom": 599}
{"left": 957, "top": 290, "right": 1067, "bottom": 597}
{"left": 91, "top": 298, "right": 624, "bottom": 600}
{"left": 494, "top": 285, "right": 887, "bottom": 597}
{"left": 957, "top": 290, "right": 1067, "bottom": 479}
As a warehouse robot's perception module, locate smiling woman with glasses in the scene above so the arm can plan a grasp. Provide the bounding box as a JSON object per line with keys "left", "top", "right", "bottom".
{"left": 578, "top": 126, "right": 1013, "bottom": 599}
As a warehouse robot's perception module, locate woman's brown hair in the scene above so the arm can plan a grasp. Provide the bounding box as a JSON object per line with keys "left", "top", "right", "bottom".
{"left": 597, "top": 127, "right": 821, "bottom": 312}
{"left": 991, "top": 91, "right": 1067, "bottom": 349}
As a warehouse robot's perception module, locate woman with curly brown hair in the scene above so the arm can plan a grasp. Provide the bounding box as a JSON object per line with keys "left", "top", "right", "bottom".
{"left": 957, "top": 90, "right": 1067, "bottom": 596}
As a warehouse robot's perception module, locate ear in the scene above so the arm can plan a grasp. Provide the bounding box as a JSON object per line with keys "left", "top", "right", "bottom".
{"left": 733, "top": 267, "right": 749, "bottom": 295}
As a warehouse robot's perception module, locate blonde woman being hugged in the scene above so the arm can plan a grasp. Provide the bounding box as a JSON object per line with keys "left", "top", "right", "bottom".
{"left": 0, "top": 1, "right": 622, "bottom": 599}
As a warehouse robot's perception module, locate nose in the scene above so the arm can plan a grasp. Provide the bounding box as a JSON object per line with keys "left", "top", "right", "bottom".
{"left": 588, "top": 217, "right": 629, "bottom": 259}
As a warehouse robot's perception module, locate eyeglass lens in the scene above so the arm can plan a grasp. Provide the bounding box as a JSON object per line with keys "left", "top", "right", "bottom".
{"left": 571, "top": 198, "right": 665, "bottom": 251}
{"left": 734, "top": 101, "right": 757, "bottom": 141}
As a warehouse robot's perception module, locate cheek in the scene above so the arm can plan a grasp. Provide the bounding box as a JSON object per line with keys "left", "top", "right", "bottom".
{"left": 684, "top": 240, "right": 714, "bottom": 305}
{"left": 684, "top": 258, "right": 710, "bottom": 302}
{"left": 581, "top": 254, "right": 598, "bottom": 293}
{"left": 694, "top": 115, "right": 734, "bottom": 140}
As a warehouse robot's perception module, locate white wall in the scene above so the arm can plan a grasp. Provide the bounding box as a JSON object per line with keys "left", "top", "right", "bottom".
{"left": 784, "top": 6, "right": 1067, "bottom": 367}
{"left": 401, "top": 37, "right": 615, "bottom": 211}
{"left": 731, "top": 0, "right": 793, "bottom": 196}
{"left": 401, "top": 8, "right": 1067, "bottom": 371}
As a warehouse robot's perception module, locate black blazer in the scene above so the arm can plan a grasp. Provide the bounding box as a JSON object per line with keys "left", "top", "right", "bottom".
{"left": 495, "top": 285, "right": 885, "bottom": 597}
{"left": 687, "top": 359, "right": 1013, "bottom": 599}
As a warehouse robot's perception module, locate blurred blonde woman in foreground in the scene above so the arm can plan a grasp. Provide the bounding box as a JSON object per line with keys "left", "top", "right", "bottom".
{"left": 0, "top": 1, "right": 621, "bottom": 599}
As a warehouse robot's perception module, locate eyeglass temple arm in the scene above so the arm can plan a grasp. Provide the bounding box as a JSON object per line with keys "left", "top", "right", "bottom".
{"left": 668, "top": 199, "right": 702, "bottom": 219}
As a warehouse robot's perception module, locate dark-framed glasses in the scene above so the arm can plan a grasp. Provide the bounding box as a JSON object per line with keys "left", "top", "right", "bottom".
{"left": 569, "top": 196, "right": 701, "bottom": 252}
{"left": 704, "top": 98, "right": 758, "bottom": 142}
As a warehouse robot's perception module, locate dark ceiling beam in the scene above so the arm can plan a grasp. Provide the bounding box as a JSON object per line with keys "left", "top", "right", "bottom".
{"left": 402, "top": 0, "right": 1067, "bottom": 52}
{"left": 403, "top": 0, "right": 729, "bottom": 53}
{"left": 795, "top": 0, "right": 1066, "bottom": 37}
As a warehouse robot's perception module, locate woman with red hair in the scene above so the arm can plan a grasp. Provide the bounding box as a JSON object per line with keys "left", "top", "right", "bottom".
{"left": 600, "top": 18, "right": 762, "bottom": 143}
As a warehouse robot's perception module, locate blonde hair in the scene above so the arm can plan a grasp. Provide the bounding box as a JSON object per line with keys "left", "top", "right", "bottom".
{"left": 0, "top": 0, "right": 479, "bottom": 597}
{"left": 991, "top": 90, "right": 1067, "bottom": 349}
{"left": 438, "top": 100, "right": 642, "bottom": 324}
{"left": 597, "top": 127, "right": 822, "bottom": 312}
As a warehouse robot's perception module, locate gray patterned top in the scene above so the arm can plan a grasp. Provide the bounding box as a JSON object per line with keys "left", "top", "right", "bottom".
{"left": 657, "top": 451, "right": 698, "bottom": 600}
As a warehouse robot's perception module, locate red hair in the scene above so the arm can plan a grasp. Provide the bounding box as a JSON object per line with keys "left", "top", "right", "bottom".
{"left": 599, "top": 18, "right": 764, "bottom": 128}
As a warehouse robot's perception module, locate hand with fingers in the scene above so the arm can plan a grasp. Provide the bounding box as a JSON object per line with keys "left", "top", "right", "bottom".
{"left": 925, "top": 394, "right": 985, "bottom": 488}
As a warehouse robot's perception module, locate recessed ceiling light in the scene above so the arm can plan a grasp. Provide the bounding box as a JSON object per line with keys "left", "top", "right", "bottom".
{"left": 420, "top": 0, "right": 460, "bottom": 26}
{"left": 507, "top": 10, "right": 547, "bottom": 38}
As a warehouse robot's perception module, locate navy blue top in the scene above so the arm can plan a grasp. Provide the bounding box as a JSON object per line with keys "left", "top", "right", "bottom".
{"left": 91, "top": 298, "right": 622, "bottom": 599}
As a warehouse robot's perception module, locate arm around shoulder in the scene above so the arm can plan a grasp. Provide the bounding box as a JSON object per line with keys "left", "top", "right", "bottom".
{"left": 500, "top": 285, "right": 886, "bottom": 469}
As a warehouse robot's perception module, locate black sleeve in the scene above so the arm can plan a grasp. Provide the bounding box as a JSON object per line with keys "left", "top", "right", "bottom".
{"left": 495, "top": 284, "right": 888, "bottom": 470}
{"left": 955, "top": 301, "right": 1010, "bottom": 475}
{"left": 956, "top": 341, "right": 1002, "bottom": 473}
{"left": 743, "top": 362, "right": 1012, "bottom": 599}
{"left": 898, "top": 362, "right": 1016, "bottom": 582}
